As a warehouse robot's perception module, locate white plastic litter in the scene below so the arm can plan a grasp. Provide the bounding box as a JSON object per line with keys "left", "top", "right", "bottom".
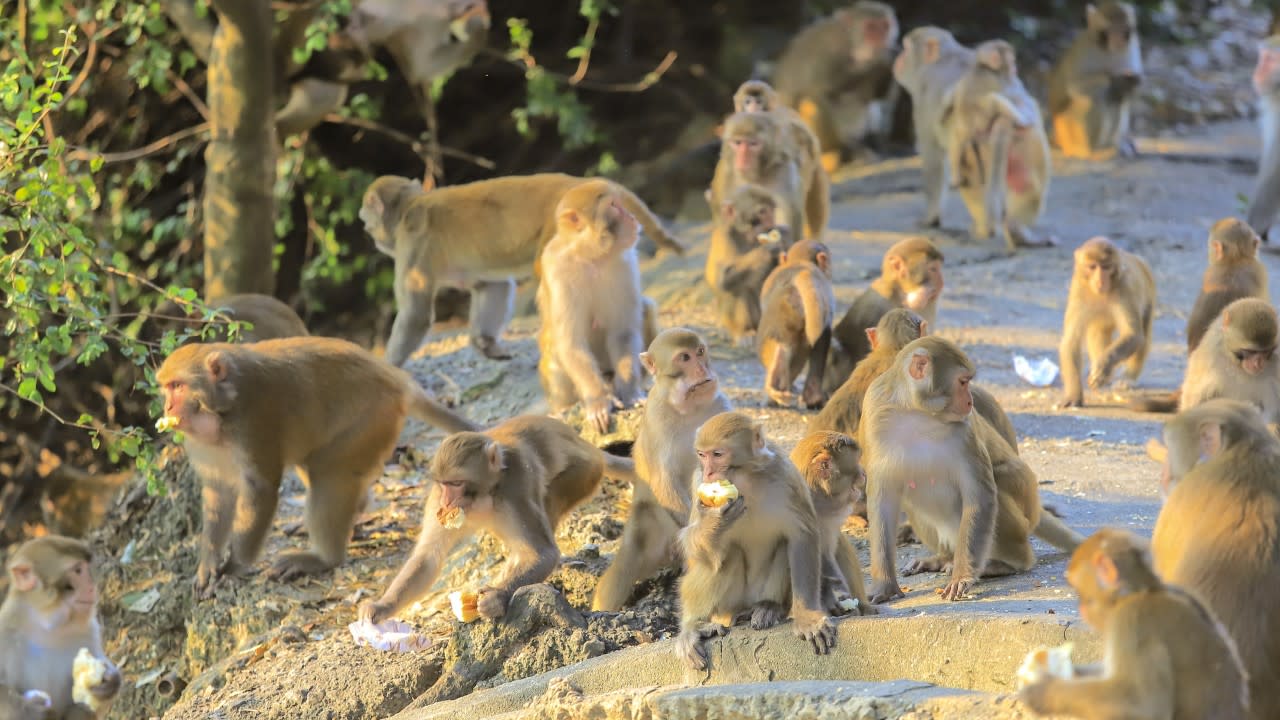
{"left": 22, "top": 689, "right": 52, "bottom": 709}
{"left": 348, "top": 618, "right": 431, "bottom": 652}
{"left": 1013, "top": 354, "right": 1059, "bottom": 387}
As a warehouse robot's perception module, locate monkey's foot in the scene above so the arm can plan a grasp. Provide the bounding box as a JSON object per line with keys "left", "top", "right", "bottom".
{"left": 867, "top": 579, "right": 905, "bottom": 604}
{"left": 1005, "top": 224, "right": 1059, "bottom": 249}
{"left": 358, "top": 599, "right": 395, "bottom": 625}
{"left": 471, "top": 335, "right": 514, "bottom": 360}
{"left": 917, "top": 216, "right": 942, "bottom": 230}
{"left": 800, "top": 383, "right": 826, "bottom": 410}
{"left": 749, "top": 601, "right": 786, "bottom": 630}
{"left": 792, "top": 612, "right": 836, "bottom": 655}
{"left": 896, "top": 523, "right": 918, "bottom": 544}
{"left": 902, "top": 554, "right": 951, "bottom": 576}
{"left": 766, "top": 387, "right": 797, "bottom": 407}
{"left": 1086, "top": 369, "right": 1114, "bottom": 390}
{"left": 938, "top": 575, "right": 976, "bottom": 601}
{"left": 477, "top": 587, "right": 512, "bottom": 619}
{"left": 981, "top": 558, "right": 1021, "bottom": 578}
{"left": 675, "top": 624, "right": 726, "bottom": 671}
{"left": 1056, "top": 395, "right": 1084, "bottom": 410}
{"left": 267, "top": 551, "right": 336, "bottom": 582}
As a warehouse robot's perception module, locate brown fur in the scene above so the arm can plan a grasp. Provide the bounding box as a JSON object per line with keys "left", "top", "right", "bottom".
{"left": 758, "top": 240, "right": 836, "bottom": 409}
{"left": 1048, "top": 2, "right": 1143, "bottom": 159}
{"left": 708, "top": 113, "right": 809, "bottom": 250}
{"left": 1188, "top": 218, "right": 1269, "bottom": 352}
{"left": 705, "top": 184, "right": 787, "bottom": 343}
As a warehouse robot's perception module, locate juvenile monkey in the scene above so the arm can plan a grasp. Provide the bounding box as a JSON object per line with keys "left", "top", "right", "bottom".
{"left": 537, "top": 180, "right": 645, "bottom": 434}
{"left": 705, "top": 183, "right": 789, "bottom": 344}
{"left": 345, "top": 0, "right": 490, "bottom": 88}
{"left": 861, "top": 337, "right": 1082, "bottom": 603}
{"left": 591, "top": 329, "right": 733, "bottom": 611}
{"left": 708, "top": 113, "right": 808, "bottom": 242}
{"left": 1249, "top": 36, "right": 1280, "bottom": 240}
{"left": 791, "top": 431, "right": 874, "bottom": 616}
{"left": 1153, "top": 399, "right": 1280, "bottom": 720}
{"left": 1187, "top": 218, "right": 1268, "bottom": 352}
{"left": 1019, "top": 528, "right": 1249, "bottom": 719}
{"left": 156, "top": 337, "right": 478, "bottom": 597}
{"left": 0, "top": 536, "right": 121, "bottom": 719}
{"left": 758, "top": 240, "right": 836, "bottom": 409}
{"left": 676, "top": 412, "right": 836, "bottom": 670}
{"left": 944, "top": 40, "right": 1055, "bottom": 249}
{"left": 360, "top": 174, "right": 682, "bottom": 365}
{"left": 828, "top": 236, "right": 944, "bottom": 391}
{"left": 732, "top": 80, "right": 830, "bottom": 237}
{"left": 1048, "top": 2, "right": 1144, "bottom": 160}
{"left": 1058, "top": 236, "right": 1155, "bottom": 408}
{"left": 772, "top": 2, "right": 900, "bottom": 171}
{"left": 360, "top": 416, "right": 628, "bottom": 623}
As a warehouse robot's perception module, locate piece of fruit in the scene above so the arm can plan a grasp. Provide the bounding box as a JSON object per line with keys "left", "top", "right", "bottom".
{"left": 1015, "top": 642, "right": 1075, "bottom": 689}
{"left": 155, "top": 415, "right": 180, "bottom": 432}
{"left": 449, "top": 590, "right": 479, "bottom": 622}
{"left": 696, "top": 479, "right": 740, "bottom": 508}
{"left": 72, "top": 648, "right": 109, "bottom": 711}
{"left": 436, "top": 506, "right": 465, "bottom": 529}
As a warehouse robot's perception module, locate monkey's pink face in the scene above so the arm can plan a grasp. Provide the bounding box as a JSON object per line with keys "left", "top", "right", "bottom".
{"left": 1077, "top": 255, "right": 1114, "bottom": 296}
{"left": 905, "top": 261, "right": 944, "bottom": 309}
{"left": 63, "top": 560, "right": 98, "bottom": 614}
{"left": 696, "top": 445, "right": 733, "bottom": 482}
{"left": 1234, "top": 347, "right": 1276, "bottom": 375}
{"left": 436, "top": 476, "right": 493, "bottom": 515}
{"left": 853, "top": 17, "right": 894, "bottom": 65}
{"left": 160, "top": 377, "right": 222, "bottom": 444}
{"left": 604, "top": 197, "right": 639, "bottom": 250}
{"left": 669, "top": 344, "right": 718, "bottom": 410}
{"left": 730, "top": 137, "right": 762, "bottom": 172}
{"left": 940, "top": 371, "right": 974, "bottom": 422}
{"left": 1255, "top": 48, "right": 1280, "bottom": 94}
{"left": 740, "top": 95, "right": 765, "bottom": 113}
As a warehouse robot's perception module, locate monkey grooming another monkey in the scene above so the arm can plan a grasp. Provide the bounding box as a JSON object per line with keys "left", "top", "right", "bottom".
{"left": 827, "top": 236, "right": 944, "bottom": 391}
{"left": 1048, "top": 2, "right": 1144, "bottom": 160}
{"left": 772, "top": 2, "right": 900, "bottom": 171}
{"left": 537, "top": 180, "right": 645, "bottom": 434}
{"left": 359, "top": 415, "right": 627, "bottom": 623}
{"left": 1058, "top": 236, "right": 1155, "bottom": 408}
{"left": 157, "top": 337, "right": 478, "bottom": 598}
{"left": 861, "top": 337, "right": 1082, "bottom": 603}
{"left": 733, "top": 80, "right": 830, "bottom": 237}
{"left": 1153, "top": 399, "right": 1280, "bottom": 720}
{"left": 705, "top": 184, "right": 789, "bottom": 344}
{"left": 676, "top": 412, "right": 836, "bottom": 670}
{"left": 791, "top": 431, "right": 874, "bottom": 616}
{"left": 1249, "top": 36, "right": 1280, "bottom": 241}
{"left": 1019, "top": 528, "right": 1249, "bottom": 719}
{"left": 591, "top": 329, "right": 733, "bottom": 612}
{"left": 360, "top": 174, "right": 683, "bottom": 365}
{"left": 758, "top": 240, "right": 836, "bottom": 409}
{"left": 0, "top": 536, "right": 121, "bottom": 719}
{"left": 708, "top": 113, "right": 810, "bottom": 243}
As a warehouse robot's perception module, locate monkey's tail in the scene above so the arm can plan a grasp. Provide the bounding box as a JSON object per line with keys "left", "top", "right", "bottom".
{"left": 406, "top": 384, "right": 481, "bottom": 434}
{"left": 1126, "top": 390, "right": 1180, "bottom": 413}
{"left": 602, "top": 453, "right": 638, "bottom": 483}
{"left": 794, "top": 273, "right": 834, "bottom": 347}
{"left": 615, "top": 184, "right": 686, "bottom": 255}
{"left": 1033, "top": 509, "right": 1085, "bottom": 553}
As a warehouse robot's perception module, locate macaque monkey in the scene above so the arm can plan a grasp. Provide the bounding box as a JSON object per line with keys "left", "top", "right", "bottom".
{"left": 772, "top": 2, "right": 900, "bottom": 171}
{"left": 1248, "top": 36, "right": 1280, "bottom": 241}
{"left": 708, "top": 113, "right": 809, "bottom": 243}
{"left": 828, "top": 236, "right": 944, "bottom": 391}
{"left": 150, "top": 293, "right": 309, "bottom": 343}
{"left": 1048, "top": 2, "right": 1144, "bottom": 160}
{"left": 0, "top": 536, "right": 121, "bottom": 719}
{"left": 676, "top": 412, "right": 836, "bottom": 670}
{"left": 791, "top": 431, "right": 874, "bottom": 616}
{"left": 944, "top": 40, "right": 1055, "bottom": 249}
{"left": 274, "top": 38, "right": 367, "bottom": 137}
{"left": 1058, "top": 236, "right": 1155, "bottom": 408}
{"left": 1153, "top": 399, "right": 1280, "bottom": 719}
{"left": 1187, "top": 218, "right": 1268, "bottom": 353}
{"left": 705, "top": 184, "right": 789, "bottom": 344}
{"left": 360, "top": 416, "right": 628, "bottom": 623}
{"left": 591, "top": 329, "right": 732, "bottom": 612}
{"left": 360, "top": 174, "right": 682, "bottom": 366}
{"left": 1019, "top": 528, "right": 1249, "bottom": 719}
{"left": 862, "top": 337, "right": 1083, "bottom": 603}
{"left": 732, "top": 80, "right": 830, "bottom": 237}
{"left": 536, "top": 180, "right": 645, "bottom": 434}
{"left": 156, "top": 337, "right": 478, "bottom": 598}
{"left": 345, "top": 0, "right": 490, "bottom": 88}
{"left": 758, "top": 240, "right": 836, "bottom": 409}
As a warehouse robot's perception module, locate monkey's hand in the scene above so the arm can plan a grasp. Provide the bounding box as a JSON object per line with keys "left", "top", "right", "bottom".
{"left": 472, "top": 335, "right": 514, "bottom": 361}
{"left": 1086, "top": 364, "right": 1114, "bottom": 390}
{"left": 792, "top": 610, "right": 836, "bottom": 655}
{"left": 699, "top": 495, "right": 747, "bottom": 533}
{"left": 194, "top": 562, "right": 221, "bottom": 600}
{"left": 1106, "top": 74, "right": 1141, "bottom": 102}
{"left": 91, "top": 665, "right": 122, "bottom": 701}
{"left": 1056, "top": 394, "right": 1084, "bottom": 410}
{"left": 939, "top": 574, "right": 975, "bottom": 601}
{"left": 867, "top": 578, "right": 904, "bottom": 604}
{"left": 583, "top": 395, "right": 622, "bottom": 435}
{"left": 358, "top": 598, "right": 395, "bottom": 625}
{"left": 476, "top": 586, "right": 511, "bottom": 619}
{"left": 675, "top": 623, "right": 727, "bottom": 671}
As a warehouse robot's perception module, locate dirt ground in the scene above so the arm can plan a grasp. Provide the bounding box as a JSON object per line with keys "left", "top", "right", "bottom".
{"left": 76, "top": 9, "right": 1280, "bottom": 718}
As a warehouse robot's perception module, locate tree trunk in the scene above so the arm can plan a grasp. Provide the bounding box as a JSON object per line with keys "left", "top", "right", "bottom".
{"left": 202, "top": 0, "right": 276, "bottom": 299}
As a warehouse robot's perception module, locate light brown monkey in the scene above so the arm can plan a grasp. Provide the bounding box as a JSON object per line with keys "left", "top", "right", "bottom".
{"left": 1058, "top": 236, "right": 1155, "bottom": 408}
{"left": 156, "top": 337, "right": 478, "bottom": 598}
{"left": 791, "top": 431, "right": 874, "bottom": 616}
{"left": 150, "top": 293, "right": 309, "bottom": 344}
{"left": 345, "top": 0, "right": 490, "bottom": 88}
{"left": 591, "top": 329, "right": 733, "bottom": 612}
{"left": 944, "top": 40, "right": 1055, "bottom": 249}
{"left": 758, "top": 240, "right": 836, "bottom": 409}
{"left": 828, "top": 236, "right": 944, "bottom": 391}
{"left": 1248, "top": 36, "right": 1280, "bottom": 241}
{"left": 0, "top": 536, "right": 121, "bottom": 719}
{"left": 708, "top": 113, "right": 809, "bottom": 243}
{"left": 862, "top": 337, "right": 1082, "bottom": 603}
{"left": 1187, "top": 218, "right": 1268, "bottom": 353}
{"left": 360, "top": 174, "right": 683, "bottom": 365}
{"left": 733, "top": 80, "right": 830, "bottom": 236}
{"left": 705, "top": 183, "right": 789, "bottom": 344}
{"left": 1019, "top": 528, "right": 1249, "bottom": 719}
{"left": 676, "top": 412, "right": 836, "bottom": 670}
{"left": 359, "top": 415, "right": 629, "bottom": 623}
{"left": 1048, "top": 2, "right": 1144, "bottom": 160}
{"left": 536, "top": 180, "right": 645, "bottom": 434}
{"left": 772, "top": 2, "right": 900, "bottom": 171}
{"left": 1153, "top": 399, "right": 1280, "bottom": 719}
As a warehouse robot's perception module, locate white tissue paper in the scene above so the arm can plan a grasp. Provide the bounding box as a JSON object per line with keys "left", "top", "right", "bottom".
{"left": 348, "top": 618, "right": 431, "bottom": 652}
{"left": 1013, "top": 354, "right": 1059, "bottom": 387}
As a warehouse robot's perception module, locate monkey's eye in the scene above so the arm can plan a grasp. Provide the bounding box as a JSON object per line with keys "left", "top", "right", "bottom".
{"left": 679, "top": 352, "right": 691, "bottom": 363}
{"left": 59, "top": 580, "right": 74, "bottom": 593}
{"left": 697, "top": 347, "right": 705, "bottom": 356}
{"left": 712, "top": 450, "right": 724, "bottom": 458}
{"left": 1096, "top": 30, "right": 1108, "bottom": 47}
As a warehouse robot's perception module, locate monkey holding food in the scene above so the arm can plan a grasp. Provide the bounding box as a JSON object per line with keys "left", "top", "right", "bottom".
{"left": 704, "top": 184, "right": 790, "bottom": 345}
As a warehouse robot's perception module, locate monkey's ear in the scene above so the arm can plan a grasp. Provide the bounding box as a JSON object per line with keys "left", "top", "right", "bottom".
{"left": 1198, "top": 422, "right": 1224, "bottom": 459}
{"left": 204, "top": 352, "right": 231, "bottom": 382}
{"left": 919, "top": 319, "right": 930, "bottom": 337}
{"left": 560, "top": 209, "right": 584, "bottom": 231}
{"left": 887, "top": 254, "right": 906, "bottom": 275}
{"left": 865, "top": 327, "right": 880, "bottom": 350}
{"left": 1092, "top": 549, "right": 1120, "bottom": 591}
{"left": 9, "top": 561, "right": 38, "bottom": 592}
{"left": 923, "top": 37, "right": 941, "bottom": 64}
{"left": 815, "top": 251, "right": 831, "bottom": 274}
{"left": 907, "top": 350, "right": 931, "bottom": 381}
{"left": 720, "top": 201, "right": 734, "bottom": 220}
{"left": 639, "top": 352, "right": 657, "bottom": 376}
{"left": 421, "top": 175, "right": 437, "bottom": 192}
{"left": 751, "top": 423, "right": 768, "bottom": 452}
{"left": 366, "top": 192, "right": 385, "bottom": 215}
{"left": 1210, "top": 241, "right": 1225, "bottom": 262}
{"left": 1222, "top": 309, "right": 1233, "bottom": 328}
{"left": 779, "top": 250, "right": 790, "bottom": 265}
{"left": 484, "top": 441, "right": 502, "bottom": 472}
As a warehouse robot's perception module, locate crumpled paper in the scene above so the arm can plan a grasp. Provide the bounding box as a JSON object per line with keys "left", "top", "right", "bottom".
{"left": 1013, "top": 354, "right": 1059, "bottom": 387}
{"left": 348, "top": 618, "right": 431, "bottom": 652}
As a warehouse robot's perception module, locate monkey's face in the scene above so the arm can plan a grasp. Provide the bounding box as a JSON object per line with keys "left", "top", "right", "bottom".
{"left": 666, "top": 342, "right": 718, "bottom": 411}
{"left": 737, "top": 90, "right": 767, "bottom": 113}
{"left": 157, "top": 349, "right": 232, "bottom": 444}
{"left": 448, "top": 0, "right": 491, "bottom": 43}
{"left": 695, "top": 443, "right": 736, "bottom": 482}
{"left": 1232, "top": 345, "right": 1276, "bottom": 375}
{"left": 601, "top": 196, "right": 639, "bottom": 251}
{"left": 729, "top": 133, "right": 763, "bottom": 172}
{"left": 23, "top": 557, "right": 98, "bottom": 626}
{"left": 1254, "top": 47, "right": 1280, "bottom": 95}
{"left": 940, "top": 370, "right": 975, "bottom": 421}
{"left": 852, "top": 13, "right": 897, "bottom": 66}
{"left": 1088, "top": 6, "right": 1142, "bottom": 79}
{"left": 903, "top": 259, "right": 943, "bottom": 309}
{"left": 1075, "top": 248, "right": 1116, "bottom": 295}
